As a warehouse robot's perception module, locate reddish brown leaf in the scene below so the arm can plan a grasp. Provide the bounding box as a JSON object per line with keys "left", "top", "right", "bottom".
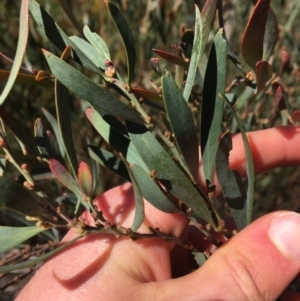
{"left": 60, "top": 45, "right": 72, "bottom": 61}
{"left": 242, "top": 0, "right": 271, "bottom": 69}
{"left": 280, "top": 49, "right": 290, "bottom": 75}
{"left": 0, "top": 70, "right": 53, "bottom": 87}
{"left": 35, "top": 70, "right": 52, "bottom": 82}
{"left": 272, "top": 81, "right": 286, "bottom": 110}
{"left": 78, "top": 161, "right": 93, "bottom": 198}
{"left": 152, "top": 49, "right": 188, "bottom": 66}
{"left": 132, "top": 87, "right": 163, "bottom": 103}
{"left": 255, "top": 60, "right": 272, "bottom": 92}
{"left": 150, "top": 57, "right": 161, "bottom": 74}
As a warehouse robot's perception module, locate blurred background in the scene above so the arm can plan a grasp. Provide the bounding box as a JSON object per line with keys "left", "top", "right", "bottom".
{"left": 0, "top": 0, "right": 300, "bottom": 299}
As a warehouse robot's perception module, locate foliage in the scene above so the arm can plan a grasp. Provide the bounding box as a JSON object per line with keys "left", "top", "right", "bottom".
{"left": 0, "top": 0, "right": 300, "bottom": 295}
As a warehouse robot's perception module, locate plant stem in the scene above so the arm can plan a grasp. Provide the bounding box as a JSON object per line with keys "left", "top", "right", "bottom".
{"left": 113, "top": 78, "right": 194, "bottom": 180}
{"left": 2, "top": 146, "right": 35, "bottom": 186}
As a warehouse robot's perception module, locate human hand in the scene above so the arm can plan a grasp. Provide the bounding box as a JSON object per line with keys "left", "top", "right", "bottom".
{"left": 16, "top": 126, "right": 300, "bottom": 301}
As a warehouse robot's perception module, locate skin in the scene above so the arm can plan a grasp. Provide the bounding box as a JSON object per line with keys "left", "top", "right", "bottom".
{"left": 16, "top": 126, "right": 300, "bottom": 301}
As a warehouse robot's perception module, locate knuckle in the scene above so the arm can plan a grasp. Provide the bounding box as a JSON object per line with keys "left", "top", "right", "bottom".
{"left": 222, "top": 251, "right": 268, "bottom": 301}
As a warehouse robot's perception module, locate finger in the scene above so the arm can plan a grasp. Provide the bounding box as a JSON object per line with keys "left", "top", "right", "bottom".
{"left": 230, "top": 125, "right": 300, "bottom": 177}
{"left": 147, "top": 211, "right": 300, "bottom": 301}
{"left": 199, "top": 125, "right": 300, "bottom": 194}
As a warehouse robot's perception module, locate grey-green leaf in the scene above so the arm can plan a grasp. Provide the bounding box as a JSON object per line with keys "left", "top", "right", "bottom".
{"left": 41, "top": 108, "right": 65, "bottom": 158}
{"left": 34, "top": 118, "right": 53, "bottom": 158}
{"left": 162, "top": 72, "right": 199, "bottom": 182}
{"left": 43, "top": 50, "right": 143, "bottom": 125}
{"left": 201, "top": 29, "right": 227, "bottom": 184}
{"left": 54, "top": 79, "right": 78, "bottom": 178}
{"left": 68, "top": 36, "right": 107, "bottom": 74}
{"left": 106, "top": 1, "right": 136, "bottom": 84}
{"left": 83, "top": 25, "right": 111, "bottom": 60}
{"left": 130, "top": 164, "right": 179, "bottom": 213}
{"left": 87, "top": 145, "right": 130, "bottom": 182}
{"left": 0, "top": 178, "right": 41, "bottom": 217}
{"left": 86, "top": 108, "right": 148, "bottom": 171}
{"left": 183, "top": 4, "right": 202, "bottom": 102}
{"left": 0, "top": 0, "right": 29, "bottom": 105}
{"left": 57, "top": 0, "right": 84, "bottom": 37}
{"left": 215, "top": 131, "right": 247, "bottom": 230}
{"left": 220, "top": 93, "right": 255, "bottom": 226}
{"left": 0, "top": 107, "right": 38, "bottom": 156}
{"left": 126, "top": 122, "right": 214, "bottom": 226}
{"left": 29, "top": 0, "right": 69, "bottom": 52}
{"left": 29, "top": 0, "right": 106, "bottom": 77}
{"left": 0, "top": 226, "right": 45, "bottom": 253}
{"left": 125, "top": 163, "right": 144, "bottom": 232}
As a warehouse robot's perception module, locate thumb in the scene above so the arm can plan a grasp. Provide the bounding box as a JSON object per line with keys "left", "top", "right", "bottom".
{"left": 149, "top": 211, "right": 300, "bottom": 301}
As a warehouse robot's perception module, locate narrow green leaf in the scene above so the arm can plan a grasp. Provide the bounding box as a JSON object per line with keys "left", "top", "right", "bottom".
{"left": 0, "top": 158, "right": 6, "bottom": 177}
{"left": 57, "top": 0, "right": 84, "bottom": 37}
{"left": 29, "top": 0, "right": 105, "bottom": 77}
{"left": 90, "top": 150, "right": 101, "bottom": 193}
{"left": 215, "top": 131, "right": 247, "bottom": 230}
{"left": 124, "top": 162, "right": 144, "bottom": 232}
{"left": 87, "top": 145, "right": 130, "bottom": 182}
{"left": 29, "top": 0, "right": 69, "bottom": 52}
{"left": 0, "top": 234, "right": 84, "bottom": 273}
{"left": 43, "top": 50, "right": 143, "bottom": 125}
{"left": 54, "top": 79, "right": 78, "bottom": 177}
{"left": 106, "top": 1, "right": 136, "bottom": 84}
{"left": 68, "top": 36, "right": 107, "bottom": 75}
{"left": 86, "top": 108, "right": 148, "bottom": 171}
{"left": 0, "top": 178, "right": 41, "bottom": 217}
{"left": 126, "top": 122, "right": 214, "bottom": 226}
{"left": 241, "top": 0, "right": 270, "bottom": 69}
{"left": 34, "top": 118, "right": 53, "bottom": 158}
{"left": 199, "top": 0, "right": 217, "bottom": 60}
{"left": 0, "top": 107, "right": 38, "bottom": 155}
{"left": 183, "top": 4, "right": 202, "bottom": 102}
{"left": 83, "top": 25, "right": 111, "bottom": 60}
{"left": 162, "top": 72, "right": 199, "bottom": 182}
{"left": 0, "top": 0, "right": 29, "bottom": 105}
{"left": 130, "top": 164, "right": 179, "bottom": 213}
{"left": 220, "top": 94, "right": 255, "bottom": 225}
{"left": 201, "top": 29, "right": 227, "bottom": 184}
{"left": 0, "top": 226, "right": 45, "bottom": 253}
{"left": 41, "top": 108, "right": 65, "bottom": 158}
{"left": 78, "top": 161, "right": 93, "bottom": 198}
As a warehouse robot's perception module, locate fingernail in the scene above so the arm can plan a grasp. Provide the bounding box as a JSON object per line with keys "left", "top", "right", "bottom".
{"left": 268, "top": 212, "right": 300, "bottom": 261}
